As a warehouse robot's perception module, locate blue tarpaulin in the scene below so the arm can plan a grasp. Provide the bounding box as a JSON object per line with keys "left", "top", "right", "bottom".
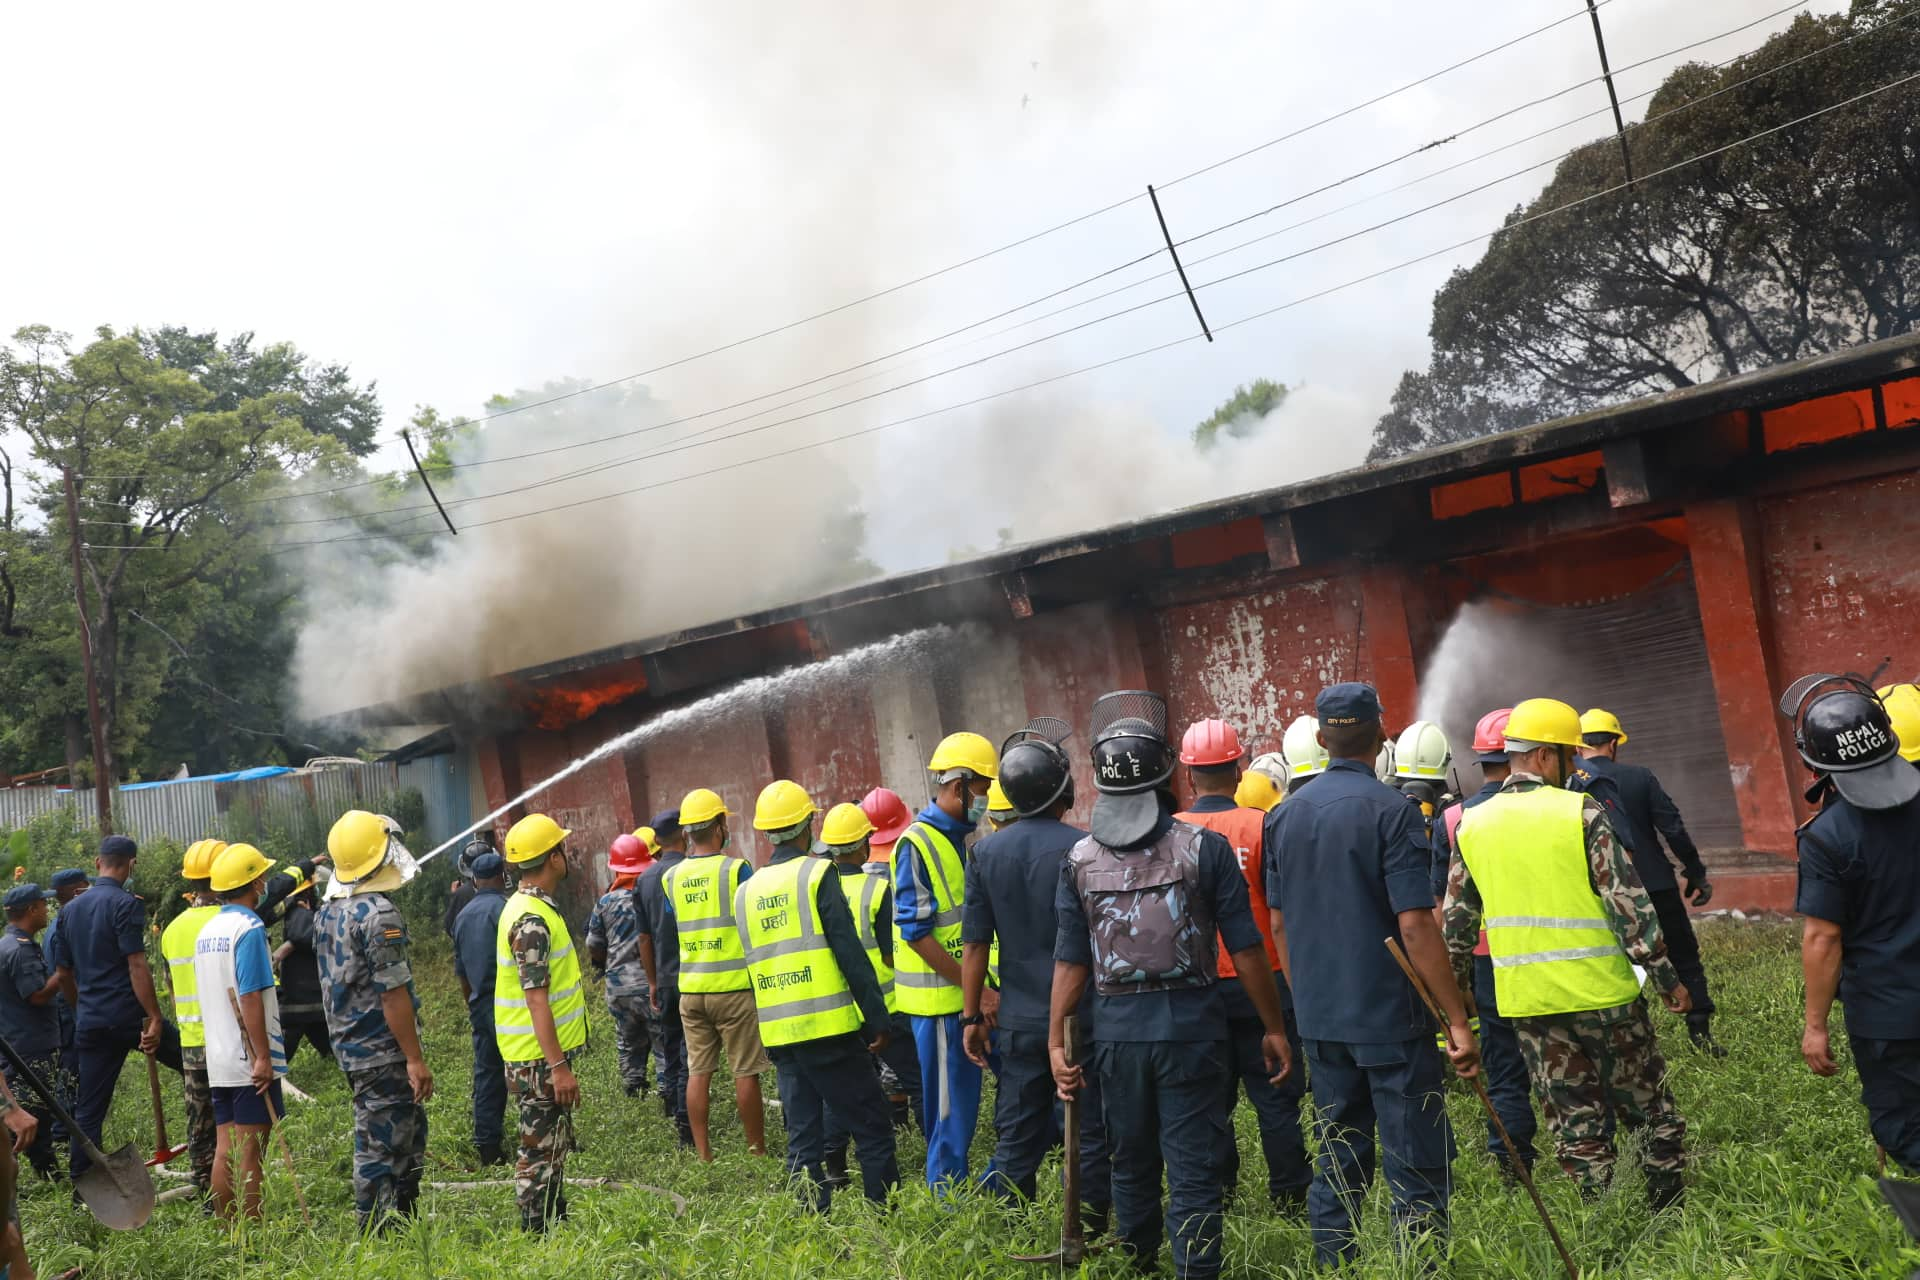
{"left": 115, "top": 766, "right": 297, "bottom": 792}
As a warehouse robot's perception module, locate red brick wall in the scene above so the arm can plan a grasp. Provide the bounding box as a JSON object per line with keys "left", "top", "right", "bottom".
{"left": 1760, "top": 471, "right": 1920, "bottom": 681}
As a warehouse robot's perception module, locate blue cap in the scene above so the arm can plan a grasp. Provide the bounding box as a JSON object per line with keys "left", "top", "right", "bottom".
{"left": 469, "top": 852, "right": 506, "bottom": 880}
{"left": 98, "top": 835, "right": 138, "bottom": 861}
{"left": 3, "top": 884, "right": 46, "bottom": 912}
{"left": 50, "top": 869, "right": 89, "bottom": 891}
{"left": 649, "top": 809, "right": 680, "bottom": 830}
{"left": 1316, "top": 682, "right": 1383, "bottom": 728}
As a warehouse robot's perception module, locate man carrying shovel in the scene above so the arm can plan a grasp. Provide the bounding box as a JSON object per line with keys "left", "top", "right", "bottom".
{"left": 193, "top": 844, "right": 288, "bottom": 1221}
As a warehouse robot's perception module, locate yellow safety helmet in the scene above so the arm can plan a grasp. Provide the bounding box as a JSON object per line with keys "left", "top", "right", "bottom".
{"left": 679, "top": 787, "right": 730, "bottom": 828}
{"left": 632, "top": 826, "right": 656, "bottom": 853}
{"left": 927, "top": 731, "right": 998, "bottom": 781}
{"left": 209, "top": 843, "right": 276, "bottom": 894}
{"left": 505, "top": 813, "right": 571, "bottom": 864}
{"left": 181, "top": 838, "right": 228, "bottom": 882}
{"left": 1578, "top": 708, "right": 1629, "bottom": 745}
{"left": 1878, "top": 684, "right": 1920, "bottom": 763}
{"left": 986, "top": 779, "right": 1014, "bottom": 816}
{"left": 328, "top": 810, "right": 399, "bottom": 883}
{"left": 818, "top": 802, "right": 875, "bottom": 849}
{"left": 1234, "top": 769, "right": 1282, "bottom": 812}
{"left": 753, "top": 779, "right": 817, "bottom": 832}
{"left": 1505, "top": 698, "right": 1585, "bottom": 749}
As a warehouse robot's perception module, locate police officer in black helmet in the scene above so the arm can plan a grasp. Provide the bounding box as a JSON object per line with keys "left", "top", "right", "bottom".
{"left": 1787, "top": 673, "right": 1920, "bottom": 1172}
{"left": 1050, "top": 692, "right": 1293, "bottom": 1280}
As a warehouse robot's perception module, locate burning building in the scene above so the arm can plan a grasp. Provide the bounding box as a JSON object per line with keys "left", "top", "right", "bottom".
{"left": 354, "top": 332, "right": 1920, "bottom": 914}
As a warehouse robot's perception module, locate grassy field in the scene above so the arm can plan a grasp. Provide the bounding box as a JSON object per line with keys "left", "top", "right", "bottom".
{"left": 16, "top": 921, "right": 1919, "bottom": 1279}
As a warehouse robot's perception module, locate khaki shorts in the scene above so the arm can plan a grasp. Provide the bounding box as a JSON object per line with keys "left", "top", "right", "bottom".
{"left": 680, "top": 989, "right": 772, "bottom": 1078}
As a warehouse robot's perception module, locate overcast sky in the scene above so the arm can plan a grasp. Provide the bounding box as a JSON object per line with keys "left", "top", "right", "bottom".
{"left": 4, "top": 0, "right": 1841, "bottom": 576}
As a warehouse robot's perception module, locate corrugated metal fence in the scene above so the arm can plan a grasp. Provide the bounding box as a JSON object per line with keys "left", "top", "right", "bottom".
{"left": 0, "top": 756, "right": 471, "bottom": 852}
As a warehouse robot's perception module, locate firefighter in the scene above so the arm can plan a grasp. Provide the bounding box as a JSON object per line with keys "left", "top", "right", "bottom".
{"left": 1435, "top": 708, "right": 1536, "bottom": 1178}
{"left": 1445, "top": 698, "right": 1690, "bottom": 1211}
{"left": 1392, "top": 720, "right": 1455, "bottom": 911}
{"left": 964, "top": 720, "right": 1111, "bottom": 1228}
{"left": 1576, "top": 708, "right": 1722, "bottom": 1056}
{"left": 892, "top": 731, "right": 998, "bottom": 1192}
{"left": 1279, "top": 715, "right": 1328, "bottom": 795}
{"left": 1052, "top": 691, "right": 1292, "bottom": 1280}
{"left": 1879, "top": 682, "right": 1920, "bottom": 766}
{"left": 1789, "top": 676, "right": 1920, "bottom": 1171}
{"left": 737, "top": 783, "right": 897, "bottom": 1210}
{"left": 1175, "top": 717, "right": 1309, "bottom": 1214}
{"left": 1263, "top": 684, "right": 1475, "bottom": 1267}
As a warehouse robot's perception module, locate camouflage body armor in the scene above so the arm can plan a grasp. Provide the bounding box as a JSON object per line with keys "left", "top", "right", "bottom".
{"left": 1067, "top": 820, "right": 1216, "bottom": 995}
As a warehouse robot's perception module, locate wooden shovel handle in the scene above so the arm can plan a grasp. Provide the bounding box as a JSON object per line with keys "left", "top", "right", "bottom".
{"left": 145, "top": 1052, "right": 170, "bottom": 1151}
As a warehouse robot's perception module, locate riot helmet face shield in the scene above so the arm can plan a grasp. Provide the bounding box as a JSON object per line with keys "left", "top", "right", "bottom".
{"left": 1087, "top": 691, "right": 1175, "bottom": 847}
{"left": 1782, "top": 672, "right": 1920, "bottom": 810}
{"left": 999, "top": 718, "right": 1075, "bottom": 819}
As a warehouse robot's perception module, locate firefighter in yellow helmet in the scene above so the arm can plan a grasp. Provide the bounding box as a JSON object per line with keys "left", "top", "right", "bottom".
{"left": 1443, "top": 698, "right": 1692, "bottom": 1211}
{"left": 495, "top": 813, "right": 586, "bottom": 1233}
{"left": 157, "top": 838, "right": 227, "bottom": 1195}
{"left": 1879, "top": 683, "right": 1920, "bottom": 764}
{"left": 663, "top": 787, "right": 769, "bottom": 1162}
{"left": 735, "top": 785, "right": 898, "bottom": 1210}
{"left": 893, "top": 730, "right": 997, "bottom": 1191}
{"left": 315, "top": 809, "right": 432, "bottom": 1233}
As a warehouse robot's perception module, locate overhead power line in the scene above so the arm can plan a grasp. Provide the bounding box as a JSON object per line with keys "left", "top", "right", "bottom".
{"left": 190, "top": 64, "right": 1913, "bottom": 560}
{"left": 158, "top": 0, "right": 1862, "bottom": 544}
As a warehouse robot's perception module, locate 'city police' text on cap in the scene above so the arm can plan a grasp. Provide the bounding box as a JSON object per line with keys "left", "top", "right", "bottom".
{"left": 1315, "top": 683, "right": 1383, "bottom": 728}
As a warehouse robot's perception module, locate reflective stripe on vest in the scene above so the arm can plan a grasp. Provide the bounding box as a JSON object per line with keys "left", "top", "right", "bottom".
{"left": 1455, "top": 787, "right": 1641, "bottom": 1017}
{"left": 841, "top": 869, "right": 896, "bottom": 1014}
{"left": 665, "top": 854, "right": 752, "bottom": 993}
{"left": 161, "top": 904, "right": 221, "bottom": 1049}
{"left": 493, "top": 892, "right": 590, "bottom": 1062}
{"left": 735, "top": 857, "right": 861, "bottom": 1046}
{"left": 892, "top": 823, "right": 965, "bottom": 1016}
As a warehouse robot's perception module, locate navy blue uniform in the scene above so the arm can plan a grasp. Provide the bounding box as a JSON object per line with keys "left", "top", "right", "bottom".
{"left": 1796, "top": 790, "right": 1920, "bottom": 1169}
{"left": 1264, "top": 758, "right": 1452, "bottom": 1267}
{"left": 636, "top": 849, "right": 691, "bottom": 1140}
{"left": 964, "top": 816, "right": 1110, "bottom": 1214}
{"left": 1577, "top": 753, "right": 1714, "bottom": 1024}
{"left": 0, "top": 924, "right": 62, "bottom": 1176}
{"left": 1055, "top": 811, "right": 1263, "bottom": 1280}
{"left": 451, "top": 888, "right": 509, "bottom": 1154}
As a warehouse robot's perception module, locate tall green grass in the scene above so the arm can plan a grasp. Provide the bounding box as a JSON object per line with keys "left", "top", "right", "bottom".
{"left": 17, "top": 923, "right": 1918, "bottom": 1278}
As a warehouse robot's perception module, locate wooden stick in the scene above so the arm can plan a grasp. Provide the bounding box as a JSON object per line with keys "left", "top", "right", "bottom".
{"left": 1385, "top": 937, "right": 1579, "bottom": 1280}
{"left": 226, "top": 989, "right": 312, "bottom": 1227}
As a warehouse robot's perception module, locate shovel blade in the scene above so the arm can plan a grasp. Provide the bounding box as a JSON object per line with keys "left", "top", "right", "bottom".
{"left": 76, "top": 1144, "right": 155, "bottom": 1230}
{"left": 146, "top": 1144, "right": 188, "bottom": 1169}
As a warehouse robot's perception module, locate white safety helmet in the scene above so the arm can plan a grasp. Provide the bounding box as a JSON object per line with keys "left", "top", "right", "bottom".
{"left": 1280, "top": 716, "right": 1329, "bottom": 780}
{"left": 1248, "top": 752, "right": 1288, "bottom": 785}
{"left": 1375, "top": 737, "right": 1397, "bottom": 783}
{"left": 1392, "top": 720, "right": 1452, "bottom": 783}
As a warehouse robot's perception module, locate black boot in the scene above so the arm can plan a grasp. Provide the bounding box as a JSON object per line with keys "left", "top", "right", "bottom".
{"left": 823, "top": 1149, "right": 851, "bottom": 1190}
{"left": 1687, "top": 1018, "right": 1727, "bottom": 1059}
{"left": 1648, "top": 1181, "right": 1685, "bottom": 1213}
{"left": 1272, "top": 1187, "right": 1308, "bottom": 1217}
{"left": 477, "top": 1142, "right": 509, "bottom": 1167}
{"left": 1082, "top": 1203, "right": 1111, "bottom": 1239}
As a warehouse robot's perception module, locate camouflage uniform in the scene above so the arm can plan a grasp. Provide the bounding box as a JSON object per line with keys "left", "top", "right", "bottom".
{"left": 506, "top": 894, "right": 577, "bottom": 1232}
{"left": 315, "top": 892, "right": 429, "bottom": 1231}
{"left": 585, "top": 886, "right": 651, "bottom": 1096}
{"left": 1443, "top": 773, "right": 1688, "bottom": 1205}
{"left": 177, "top": 1045, "right": 216, "bottom": 1191}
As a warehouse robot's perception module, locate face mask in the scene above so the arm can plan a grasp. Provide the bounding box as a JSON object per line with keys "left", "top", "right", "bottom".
{"left": 966, "top": 794, "right": 990, "bottom": 824}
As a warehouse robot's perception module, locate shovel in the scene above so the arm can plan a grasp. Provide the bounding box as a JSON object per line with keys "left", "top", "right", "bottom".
{"left": 0, "top": 1031, "right": 153, "bottom": 1229}
{"left": 145, "top": 1053, "right": 187, "bottom": 1168}
{"left": 1011, "top": 1014, "right": 1097, "bottom": 1268}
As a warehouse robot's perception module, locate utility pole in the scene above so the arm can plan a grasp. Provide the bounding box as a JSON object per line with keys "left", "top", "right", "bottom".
{"left": 1585, "top": 0, "right": 1635, "bottom": 190}
{"left": 60, "top": 468, "right": 113, "bottom": 837}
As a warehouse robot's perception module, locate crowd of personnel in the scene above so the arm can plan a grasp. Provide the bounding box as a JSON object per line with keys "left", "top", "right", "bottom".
{"left": 0, "top": 672, "right": 1913, "bottom": 1278}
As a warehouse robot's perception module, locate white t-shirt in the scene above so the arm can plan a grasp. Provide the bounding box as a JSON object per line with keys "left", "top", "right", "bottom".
{"left": 192, "top": 905, "right": 287, "bottom": 1089}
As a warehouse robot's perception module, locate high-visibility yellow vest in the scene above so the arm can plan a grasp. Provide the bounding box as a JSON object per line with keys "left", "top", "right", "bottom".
{"left": 665, "top": 853, "right": 752, "bottom": 993}
{"left": 734, "top": 857, "right": 862, "bottom": 1047}
{"left": 161, "top": 904, "right": 222, "bottom": 1050}
{"left": 1456, "top": 786, "right": 1642, "bottom": 1018}
{"left": 892, "top": 823, "right": 966, "bottom": 1016}
{"left": 838, "top": 868, "right": 896, "bottom": 1015}
{"left": 494, "top": 891, "right": 589, "bottom": 1064}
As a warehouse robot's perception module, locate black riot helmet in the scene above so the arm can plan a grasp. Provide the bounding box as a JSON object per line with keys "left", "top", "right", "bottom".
{"left": 1780, "top": 672, "right": 1920, "bottom": 811}
{"left": 999, "top": 717, "right": 1075, "bottom": 818}
{"left": 1088, "top": 691, "right": 1176, "bottom": 846}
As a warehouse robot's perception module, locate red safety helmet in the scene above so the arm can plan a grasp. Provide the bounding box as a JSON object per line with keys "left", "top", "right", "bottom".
{"left": 1179, "top": 718, "right": 1245, "bottom": 767}
{"left": 607, "top": 833, "right": 650, "bottom": 874}
{"left": 859, "top": 787, "right": 913, "bottom": 845}
{"left": 1472, "top": 708, "right": 1514, "bottom": 762}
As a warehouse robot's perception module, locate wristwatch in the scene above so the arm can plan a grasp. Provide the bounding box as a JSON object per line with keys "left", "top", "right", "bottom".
{"left": 958, "top": 1013, "right": 985, "bottom": 1028}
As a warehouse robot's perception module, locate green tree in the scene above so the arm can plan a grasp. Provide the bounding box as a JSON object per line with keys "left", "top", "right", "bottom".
{"left": 0, "top": 325, "right": 370, "bottom": 783}
{"left": 1369, "top": 2, "right": 1920, "bottom": 460}
{"left": 1193, "top": 378, "right": 1289, "bottom": 451}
